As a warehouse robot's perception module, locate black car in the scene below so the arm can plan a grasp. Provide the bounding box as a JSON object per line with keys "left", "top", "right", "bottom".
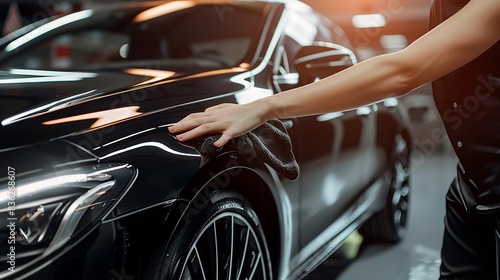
{"left": 0, "top": 1, "right": 413, "bottom": 279}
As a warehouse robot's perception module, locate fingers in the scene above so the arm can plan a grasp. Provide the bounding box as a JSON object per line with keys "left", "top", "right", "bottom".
{"left": 171, "top": 116, "right": 232, "bottom": 143}
{"left": 168, "top": 104, "right": 233, "bottom": 134}
{"left": 168, "top": 104, "right": 235, "bottom": 133}
{"left": 214, "top": 133, "right": 233, "bottom": 147}
{"left": 173, "top": 122, "right": 216, "bottom": 142}
{"left": 168, "top": 112, "right": 207, "bottom": 134}
{"left": 168, "top": 103, "right": 240, "bottom": 145}
{"left": 205, "top": 103, "right": 234, "bottom": 112}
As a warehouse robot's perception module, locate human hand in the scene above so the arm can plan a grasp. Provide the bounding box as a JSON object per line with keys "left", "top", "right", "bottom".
{"left": 168, "top": 101, "right": 271, "bottom": 147}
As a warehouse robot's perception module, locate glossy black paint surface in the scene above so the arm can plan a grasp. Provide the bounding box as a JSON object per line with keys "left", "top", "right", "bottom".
{"left": 0, "top": 1, "right": 412, "bottom": 279}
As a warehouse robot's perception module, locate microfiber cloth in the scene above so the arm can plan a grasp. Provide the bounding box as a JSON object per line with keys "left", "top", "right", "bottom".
{"left": 175, "top": 119, "right": 299, "bottom": 180}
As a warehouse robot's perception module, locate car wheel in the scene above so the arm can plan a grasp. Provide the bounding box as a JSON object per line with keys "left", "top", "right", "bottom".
{"left": 359, "top": 135, "right": 411, "bottom": 243}
{"left": 154, "top": 191, "right": 272, "bottom": 280}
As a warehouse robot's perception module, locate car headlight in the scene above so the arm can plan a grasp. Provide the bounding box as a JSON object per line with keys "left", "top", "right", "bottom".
{"left": 0, "top": 163, "right": 136, "bottom": 274}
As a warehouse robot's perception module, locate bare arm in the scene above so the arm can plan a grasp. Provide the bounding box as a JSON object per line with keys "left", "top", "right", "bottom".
{"left": 169, "top": 0, "right": 500, "bottom": 146}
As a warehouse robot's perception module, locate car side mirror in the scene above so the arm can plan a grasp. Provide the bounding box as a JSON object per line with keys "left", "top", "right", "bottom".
{"left": 294, "top": 42, "right": 357, "bottom": 84}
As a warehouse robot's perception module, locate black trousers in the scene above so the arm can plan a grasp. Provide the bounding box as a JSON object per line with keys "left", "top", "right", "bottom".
{"left": 440, "top": 178, "right": 498, "bottom": 279}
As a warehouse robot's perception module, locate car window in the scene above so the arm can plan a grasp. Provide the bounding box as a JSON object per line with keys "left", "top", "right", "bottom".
{"left": 272, "top": 10, "right": 318, "bottom": 92}
{"left": 272, "top": 36, "right": 301, "bottom": 92}
{"left": 0, "top": 4, "right": 266, "bottom": 71}
{"left": 2, "top": 30, "right": 129, "bottom": 69}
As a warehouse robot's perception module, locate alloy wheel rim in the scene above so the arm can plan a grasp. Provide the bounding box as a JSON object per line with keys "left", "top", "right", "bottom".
{"left": 390, "top": 136, "right": 410, "bottom": 235}
{"left": 179, "top": 212, "right": 268, "bottom": 280}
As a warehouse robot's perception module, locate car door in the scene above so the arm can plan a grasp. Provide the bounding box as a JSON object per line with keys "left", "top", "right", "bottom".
{"left": 269, "top": 9, "right": 372, "bottom": 256}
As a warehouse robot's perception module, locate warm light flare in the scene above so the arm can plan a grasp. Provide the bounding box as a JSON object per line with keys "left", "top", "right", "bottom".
{"left": 133, "top": 1, "right": 195, "bottom": 22}
{"left": 238, "top": 63, "right": 250, "bottom": 68}
{"left": 352, "top": 14, "right": 386, "bottom": 28}
{"left": 124, "top": 68, "right": 176, "bottom": 86}
{"left": 43, "top": 106, "right": 142, "bottom": 128}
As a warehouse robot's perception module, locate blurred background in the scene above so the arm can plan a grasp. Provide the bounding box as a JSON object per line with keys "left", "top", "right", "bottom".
{"left": 302, "top": 1, "right": 455, "bottom": 279}
{"left": 0, "top": 0, "right": 457, "bottom": 279}
{"left": 303, "top": 1, "right": 456, "bottom": 279}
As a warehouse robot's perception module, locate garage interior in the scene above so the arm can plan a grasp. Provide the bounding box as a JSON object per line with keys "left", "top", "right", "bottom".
{"left": 1, "top": 0, "right": 457, "bottom": 279}
{"left": 303, "top": 2, "right": 454, "bottom": 279}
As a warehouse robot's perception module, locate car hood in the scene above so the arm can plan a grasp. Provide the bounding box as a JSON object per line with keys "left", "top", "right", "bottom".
{"left": 0, "top": 67, "right": 249, "bottom": 150}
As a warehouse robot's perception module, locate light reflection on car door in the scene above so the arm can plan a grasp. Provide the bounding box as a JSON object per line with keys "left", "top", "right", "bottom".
{"left": 297, "top": 106, "right": 373, "bottom": 250}
{"left": 269, "top": 10, "right": 372, "bottom": 257}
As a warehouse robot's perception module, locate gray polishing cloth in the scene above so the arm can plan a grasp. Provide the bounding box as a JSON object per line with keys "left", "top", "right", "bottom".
{"left": 175, "top": 119, "right": 299, "bottom": 180}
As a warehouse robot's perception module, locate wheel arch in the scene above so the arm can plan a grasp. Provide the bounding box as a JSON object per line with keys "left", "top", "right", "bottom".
{"left": 219, "top": 168, "right": 282, "bottom": 278}
{"left": 160, "top": 152, "right": 285, "bottom": 278}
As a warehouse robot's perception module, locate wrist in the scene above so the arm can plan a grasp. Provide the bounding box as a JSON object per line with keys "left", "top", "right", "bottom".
{"left": 254, "top": 97, "right": 279, "bottom": 122}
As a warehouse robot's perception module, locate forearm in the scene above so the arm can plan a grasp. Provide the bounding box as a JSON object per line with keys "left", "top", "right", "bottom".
{"left": 258, "top": 0, "right": 500, "bottom": 121}
{"left": 260, "top": 52, "right": 411, "bottom": 120}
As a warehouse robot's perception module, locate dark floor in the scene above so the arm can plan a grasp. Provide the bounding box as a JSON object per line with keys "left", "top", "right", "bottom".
{"left": 305, "top": 148, "right": 457, "bottom": 280}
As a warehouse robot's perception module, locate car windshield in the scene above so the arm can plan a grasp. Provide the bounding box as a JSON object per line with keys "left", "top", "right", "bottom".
{"left": 0, "top": 2, "right": 267, "bottom": 72}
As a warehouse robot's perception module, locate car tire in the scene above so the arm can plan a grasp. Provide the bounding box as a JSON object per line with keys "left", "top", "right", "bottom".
{"left": 154, "top": 191, "right": 272, "bottom": 280}
{"left": 359, "top": 135, "right": 411, "bottom": 243}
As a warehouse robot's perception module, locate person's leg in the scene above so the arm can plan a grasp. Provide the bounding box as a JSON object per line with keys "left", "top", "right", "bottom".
{"left": 440, "top": 179, "right": 497, "bottom": 279}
